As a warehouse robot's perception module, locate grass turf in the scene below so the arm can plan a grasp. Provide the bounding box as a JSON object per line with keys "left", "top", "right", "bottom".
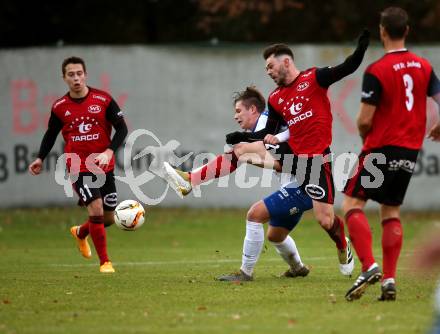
{"left": 0, "top": 207, "right": 439, "bottom": 334}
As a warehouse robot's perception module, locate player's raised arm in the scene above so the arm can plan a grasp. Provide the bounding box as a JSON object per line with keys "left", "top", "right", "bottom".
{"left": 28, "top": 112, "right": 63, "bottom": 175}
{"left": 316, "top": 29, "right": 370, "bottom": 88}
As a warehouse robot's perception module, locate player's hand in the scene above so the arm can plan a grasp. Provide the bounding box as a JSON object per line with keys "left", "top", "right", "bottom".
{"left": 94, "top": 148, "right": 114, "bottom": 169}
{"left": 29, "top": 158, "right": 43, "bottom": 175}
{"left": 357, "top": 29, "right": 370, "bottom": 51}
{"left": 428, "top": 122, "right": 440, "bottom": 141}
{"left": 226, "top": 131, "right": 246, "bottom": 145}
{"left": 263, "top": 134, "right": 280, "bottom": 145}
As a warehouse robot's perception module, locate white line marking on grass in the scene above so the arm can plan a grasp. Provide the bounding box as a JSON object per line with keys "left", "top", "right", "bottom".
{"left": 48, "top": 252, "right": 413, "bottom": 268}
{"left": 49, "top": 256, "right": 330, "bottom": 267}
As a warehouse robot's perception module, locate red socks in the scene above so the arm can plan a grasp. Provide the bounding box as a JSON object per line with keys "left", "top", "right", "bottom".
{"left": 345, "top": 210, "right": 403, "bottom": 278}
{"left": 345, "top": 209, "right": 375, "bottom": 272}
{"left": 325, "top": 215, "right": 347, "bottom": 250}
{"left": 77, "top": 221, "right": 90, "bottom": 239}
{"left": 381, "top": 218, "right": 402, "bottom": 280}
{"left": 189, "top": 152, "right": 238, "bottom": 186}
{"left": 89, "top": 215, "right": 109, "bottom": 265}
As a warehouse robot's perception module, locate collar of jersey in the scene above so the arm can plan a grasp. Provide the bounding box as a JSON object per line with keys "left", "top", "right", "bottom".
{"left": 386, "top": 48, "right": 408, "bottom": 54}
{"left": 67, "top": 86, "right": 91, "bottom": 103}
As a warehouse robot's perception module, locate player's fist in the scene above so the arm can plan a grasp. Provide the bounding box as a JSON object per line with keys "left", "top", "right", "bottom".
{"left": 264, "top": 134, "right": 280, "bottom": 145}
{"left": 226, "top": 131, "right": 246, "bottom": 145}
{"left": 357, "top": 29, "right": 370, "bottom": 51}
{"left": 94, "top": 148, "right": 113, "bottom": 169}
{"left": 29, "top": 158, "right": 43, "bottom": 175}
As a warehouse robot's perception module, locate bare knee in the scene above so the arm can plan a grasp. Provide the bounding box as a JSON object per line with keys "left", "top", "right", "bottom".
{"left": 87, "top": 198, "right": 104, "bottom": 217}
{"left": 342, "top": 195, "right": 366, "bottom": 215}
{"left": 266, "top": 226, "right": 289, "bottom": 243}
{"left": 380, "top": 205, "right": 400, "bottom": 221}
{"left": 317, "top": 214, "right": 333, "bottom": 230}
{"left": 246, "top": 201, "right": 269, "bottom": 224}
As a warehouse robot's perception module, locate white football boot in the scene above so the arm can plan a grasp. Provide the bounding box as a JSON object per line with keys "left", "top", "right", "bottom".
{"left": 163, "top": 162, "right": 192, "bottom": 198}
{"left": 338, "top": 237, "right": 355, "bottom": 276}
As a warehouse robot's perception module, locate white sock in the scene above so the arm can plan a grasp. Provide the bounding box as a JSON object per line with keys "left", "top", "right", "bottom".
{"left": 271, "top": 235, "right": 303, "bottom": 270}
{"left": 240, "top": 221, "right": 264, "bottom": 276}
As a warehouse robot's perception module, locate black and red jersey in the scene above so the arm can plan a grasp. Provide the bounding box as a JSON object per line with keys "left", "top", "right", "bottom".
{"left": 268, "top": 68, "right": 332, "bottom": 155}
{"left": 50, "top": 87, "right": 124, "bottom": 173}
{"left": 361, "top": 50, "right": 439, "bottom": 151}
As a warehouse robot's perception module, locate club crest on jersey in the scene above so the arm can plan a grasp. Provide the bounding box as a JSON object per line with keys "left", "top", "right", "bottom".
{"left": 297, "top": 81, "right": 310, "bottom": 92}
{"left": 88, "top": 104, "right": 102, "bottom": 113}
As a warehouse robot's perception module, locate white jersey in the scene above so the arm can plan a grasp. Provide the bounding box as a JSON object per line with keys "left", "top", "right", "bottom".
{"left": 251, "top": 110, "right": 295, "bottom": 188}
{"left": 253, "top": 110, "right": 288, "bottom": 133}
{"left": 254, "top": 110, "right": 269, "bottom": 132}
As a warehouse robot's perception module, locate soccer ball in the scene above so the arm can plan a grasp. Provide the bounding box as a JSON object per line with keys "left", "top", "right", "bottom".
{"left": 114, "top": 200, "right": 146, "bottom": 231}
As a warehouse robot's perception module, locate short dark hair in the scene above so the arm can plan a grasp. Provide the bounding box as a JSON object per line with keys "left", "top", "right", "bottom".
{"left": 263, "top": 43, "right": 294, "bottom": 61}
{"left": 380, "top": 7, "right": 409, "bottom": 40}
{"left": 62, "top": 56, "right": 86, "bottom": 76}
{"left": 233, "top": 86, "right": 266, "bottom": 113}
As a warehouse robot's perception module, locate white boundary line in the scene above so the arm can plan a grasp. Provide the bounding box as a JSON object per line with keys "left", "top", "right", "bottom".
{"left": 49, "top": 257, "right": 322, "bottom": 267}
{"left": 46, "top": 253, "right": 412, "bottom": 268}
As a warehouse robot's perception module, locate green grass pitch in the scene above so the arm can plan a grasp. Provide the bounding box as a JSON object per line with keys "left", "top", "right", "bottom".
{"left": 0, "top": 207, "right": 439, "bottom": 334}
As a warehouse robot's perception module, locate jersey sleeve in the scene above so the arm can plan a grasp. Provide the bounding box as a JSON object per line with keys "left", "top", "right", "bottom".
{"left": 37, "top": 111, "right": 63, "bottom": 160}
{"left": 105, "top": 98, "right": 124, "bottom": 125}
{"left": 316, "top": 41, "right": 367, "bottom": 88}
{"left": 105, "top": 98, "right": 128, "bottom": 152}
{"left": 428, "top": 69, "right": 440, "bottom": 97}
{"left": 360, "top": 72, "right": 382, "bottom": 105}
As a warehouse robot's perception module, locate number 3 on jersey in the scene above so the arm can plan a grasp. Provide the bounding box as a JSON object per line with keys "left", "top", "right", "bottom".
{"left": 403, "top": 74, "right": 414, "bottom": 111}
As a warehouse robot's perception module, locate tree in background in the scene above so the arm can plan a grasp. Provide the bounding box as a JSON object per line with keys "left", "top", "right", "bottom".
{"left": 1, "top": 0, "right": 439, "bottom": 47}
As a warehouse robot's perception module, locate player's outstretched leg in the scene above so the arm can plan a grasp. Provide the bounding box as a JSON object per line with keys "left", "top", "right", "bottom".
{"left": 163, "top": 162, "right": 192, "bottom": 197}
{"left": 163, "top": 152, "right": 239, "bottom": 198}
{"left": 70, "top": 223, "right": 92, "bottom": 259}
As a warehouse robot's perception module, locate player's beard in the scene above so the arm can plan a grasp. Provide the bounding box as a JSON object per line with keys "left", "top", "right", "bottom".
{"left": 277, "top": 66, "right": 288, "bottom": 86}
